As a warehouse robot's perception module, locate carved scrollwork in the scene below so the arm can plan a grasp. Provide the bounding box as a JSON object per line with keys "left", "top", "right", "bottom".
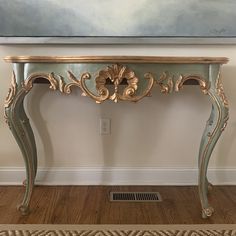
{"left": 24, "top": 73, "right": 58, "bottom": 92}
{"left": 59, "top": 71, "right": 81, "bottom": 94}
{"left": 216, "top": 74, "right": 229, "bottom": 108}
{"left": 155, "top": 72, "right": 174, "bottom": 94}
{"left": 4, "top": 71, "right": 17, "bottom": 108}
{"left": 4, "top": 71, "right": 17, "bottom": 127}
{"left": 20, "top": 68, "right": 216, "bottom": 105}
{"left": 175, "top": 74, "right": 210, "bottom": 94}
{"left": 80, "top": 72, "right": 109, "bottom": 103}
{"left": 96, "top": 64, "right": 138, "bottom": 103}
{"left": 80, "top": 64, "right": 154, "bottom": 103}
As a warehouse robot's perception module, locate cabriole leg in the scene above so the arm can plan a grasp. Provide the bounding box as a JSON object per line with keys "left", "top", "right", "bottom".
{"left": 198, "top": 109, "right": 214, "bottom": 195}
{"left": 198, "top": 66, "right": 229, "bottom": 219}
{"left": 4, "top": 70, "right": 37, "bottom": 215}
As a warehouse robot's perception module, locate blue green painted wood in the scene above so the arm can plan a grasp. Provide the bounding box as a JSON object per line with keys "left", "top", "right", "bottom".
{"left": 3, "top": 56, "right": 229, "bottom": 218}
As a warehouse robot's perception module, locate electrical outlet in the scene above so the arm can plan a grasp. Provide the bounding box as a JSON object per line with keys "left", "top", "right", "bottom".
{"left": 100, "top": 118, "right": 111, "bottom": 135}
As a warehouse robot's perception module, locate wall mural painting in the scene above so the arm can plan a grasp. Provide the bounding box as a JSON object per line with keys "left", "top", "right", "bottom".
{"left": 0, "top": 0, "right": 236, "bottom": 43}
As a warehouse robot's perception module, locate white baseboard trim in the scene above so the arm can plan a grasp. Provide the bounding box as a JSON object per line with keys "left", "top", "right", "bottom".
{"left": 0, "top": 167, "right": 236, "bottom": 185}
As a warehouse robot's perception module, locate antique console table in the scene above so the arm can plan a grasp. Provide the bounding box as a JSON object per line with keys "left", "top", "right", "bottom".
{"left": 4, "top": 56, "right": 229, "bottom": 218}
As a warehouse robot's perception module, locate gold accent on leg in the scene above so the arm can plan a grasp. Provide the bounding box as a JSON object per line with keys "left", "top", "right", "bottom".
{"left": 4, "top": 71, "right": 17, "bottom": 108}
{"left": 216, "top": 72, "right": 229, "bottom": 108}
{"left": 175, "top": 71, "right": 227, "bottom": 219}
{"left": 5, "top": 70, "right": 40, "bottom": 215}
{"left": 198, "top": 68, "right": 229, "bottom": 219}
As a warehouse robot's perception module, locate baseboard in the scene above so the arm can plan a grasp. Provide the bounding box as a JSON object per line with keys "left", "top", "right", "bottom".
{"left": 0, "top": 167, "right": 235, "bottom": 185}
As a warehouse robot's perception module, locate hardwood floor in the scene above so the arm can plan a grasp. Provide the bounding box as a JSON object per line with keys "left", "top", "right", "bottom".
{"left": 0, "top": 185, "right": 235, "bottom": 224}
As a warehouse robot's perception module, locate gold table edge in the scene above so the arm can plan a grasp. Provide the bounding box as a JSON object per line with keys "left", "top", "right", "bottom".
{"left": 3, "top": 56, "right": 229, "bottom": 64}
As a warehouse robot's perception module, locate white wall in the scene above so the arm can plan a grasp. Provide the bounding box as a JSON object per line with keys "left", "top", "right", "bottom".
{"left": 0, "top": 44, "right": 236, "bottom": 184}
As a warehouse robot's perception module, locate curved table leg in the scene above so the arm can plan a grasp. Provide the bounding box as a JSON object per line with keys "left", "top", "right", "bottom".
{"left": 198, "top": 110, "right": 214, "bottom": 195}
{"left": 198, "top": 68, "right": 229, "bottom": 218}
{"left": 4, "top": 71, "right": 37, "bottom": 215}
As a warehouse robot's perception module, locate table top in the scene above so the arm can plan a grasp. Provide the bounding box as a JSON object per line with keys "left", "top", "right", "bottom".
{"left": 4, "top": 56, "right": 228, "bottom": 64}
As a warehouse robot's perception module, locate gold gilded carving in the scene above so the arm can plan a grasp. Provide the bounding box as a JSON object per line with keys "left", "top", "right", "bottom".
{"left": 80, "top": 72, "right": 109, "bottom": 103}
{"left": 221, "top": 115, "right": 229, "bottom": 132}
{"left": 22, "top": 69, "right": 215, "bottom": 104}
{"left": 156, "top": 72, "right": 174, "bottom": 94}
{"left": 80, "top": 64, "right": 154, "bottom": 103}
{"left": 216, "top": 74, "right": 229, "bottom": 108}
{"left": 4, "top": 71, "right": 17, "bottom": 108}
{"left": 122, "top": 72, "right": 154, "bottom": 102}
{"left": 59, "top": 71, "right": 81, "bottom": 94}
{"left": 175, "top": 75, "right": 209, "bottom": 94}
{"left": 24, "top": 73, "right": 58, "bottom": 92}
{"left": 96, "top": 64, "right": 139, "bottom": 103}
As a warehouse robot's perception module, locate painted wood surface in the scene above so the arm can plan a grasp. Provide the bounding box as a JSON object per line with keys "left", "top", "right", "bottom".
{"left": 4, "top": 56, "right": 229, "bottom": 218}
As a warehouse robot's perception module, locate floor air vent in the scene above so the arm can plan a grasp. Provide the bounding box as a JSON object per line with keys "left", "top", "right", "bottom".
{"left": 110, "top": 192, "right": 162, "bottom": 202}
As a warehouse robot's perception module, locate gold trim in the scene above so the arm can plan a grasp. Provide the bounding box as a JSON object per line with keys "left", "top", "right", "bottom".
{"left": 156, "top": 72, "right": 174, "bottom": 94}
{"left": 59, "top": 71, "right": 81, "bottom": 94}
{"left": 216, "top": 73, "right": 229, "bottom": 108}
{"left": 80, "top": 72, "right": 109, "bottom": 103}
{"left": 199, "top": 90, "right": 222, "bottom": 210}
{"left": 96, "top": 64, "right": 139, "bottom": 103}
{"left": 4, "top": 71, "right": 17, "bottom": 108}
{"left": 221, "top": 115, "right": 229, "bottom": 132}
{"left": 198, "top": 68, "right": 229, "bottom": 216}
{"left": 120, "top": 72, "right": 154, "bottom": 102}
{"left": 175, "top": 75, "right": 209, "bottom": 94}
{"left": 4, "top": 56, "right": 229, "bottom": 64}
{"left": 80, "top": 64, "right": 154, "bottom": 103}
{"left": 24, "top": 73, "right": 58, "bottom": 92}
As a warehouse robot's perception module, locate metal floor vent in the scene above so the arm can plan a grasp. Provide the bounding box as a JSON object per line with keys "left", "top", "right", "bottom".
{"left": 110, "top": 192, "right": 162, "bottom": 202}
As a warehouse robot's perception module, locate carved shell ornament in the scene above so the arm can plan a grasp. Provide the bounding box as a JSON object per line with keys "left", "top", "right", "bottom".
{"left": 96, "top": 64, "right": 138, "bottom": 102}
{"left": 80, "top": 64, "right": 154, "bottom": 103}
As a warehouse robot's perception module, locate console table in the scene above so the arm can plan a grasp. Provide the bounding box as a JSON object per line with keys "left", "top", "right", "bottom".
{"left": 4, "top": 56, "right": 229, "bottom": 218}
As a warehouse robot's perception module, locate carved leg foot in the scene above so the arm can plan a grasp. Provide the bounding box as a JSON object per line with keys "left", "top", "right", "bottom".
{"left": 202, "top": 206, "right": 214, "bottom": 219}
{"left": 17, "top": 204, "right": 30, "bottom": 215}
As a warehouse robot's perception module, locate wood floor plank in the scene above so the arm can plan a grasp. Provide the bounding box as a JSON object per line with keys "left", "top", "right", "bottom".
{"left": 0, "top": 185, "right": 235, "bottom": 224}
